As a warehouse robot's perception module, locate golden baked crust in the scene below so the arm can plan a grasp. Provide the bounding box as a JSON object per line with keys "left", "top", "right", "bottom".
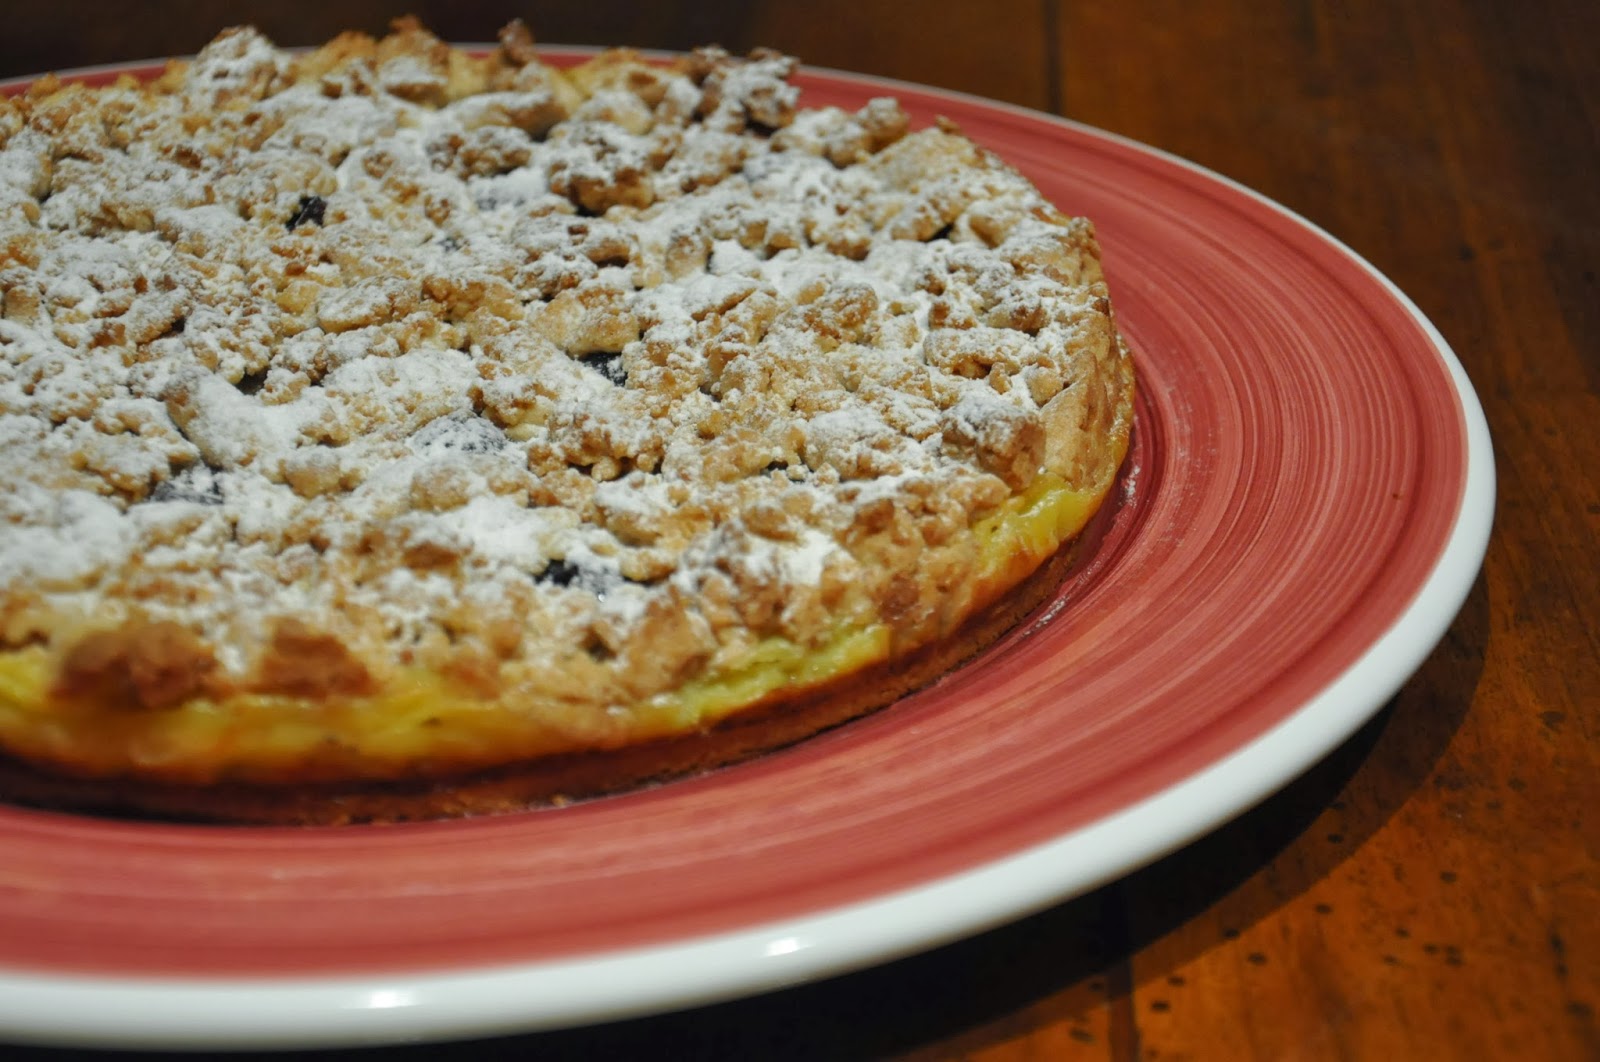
{"left": 0, "top": 20, "right": 1133, "bottom": 821}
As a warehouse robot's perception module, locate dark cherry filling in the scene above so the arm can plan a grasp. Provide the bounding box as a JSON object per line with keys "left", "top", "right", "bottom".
{"left": 286, "top": 195, "right": 327, "bottom": 231}
{"left": 578, "top": 352, "right": 627, "bottom": 386}
{"left": 537, "top": 559, "right": 580, "bottom": 587}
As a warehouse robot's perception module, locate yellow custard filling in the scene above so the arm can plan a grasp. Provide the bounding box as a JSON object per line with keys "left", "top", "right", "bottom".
{"left": 0, "top": 472, "right": 1110, "bottom": 785}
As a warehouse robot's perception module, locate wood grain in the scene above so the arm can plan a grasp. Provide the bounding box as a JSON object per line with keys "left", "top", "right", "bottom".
{"left": 2, "top": 1, "right": 1595, "bottom": 1059}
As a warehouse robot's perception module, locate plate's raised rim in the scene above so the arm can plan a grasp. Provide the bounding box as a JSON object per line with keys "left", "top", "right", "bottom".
{"left": 0, "top": 56, "right": 1493, "bottom": 1049}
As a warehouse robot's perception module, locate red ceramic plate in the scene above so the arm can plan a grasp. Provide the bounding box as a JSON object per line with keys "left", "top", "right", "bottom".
{"left": 0, "top": 54, "right": 1492, "bottom": 1048}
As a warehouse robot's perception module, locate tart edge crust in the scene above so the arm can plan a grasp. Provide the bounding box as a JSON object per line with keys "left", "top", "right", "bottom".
{"left": 0, "top": 502, "right": 1113, "bottom": 826}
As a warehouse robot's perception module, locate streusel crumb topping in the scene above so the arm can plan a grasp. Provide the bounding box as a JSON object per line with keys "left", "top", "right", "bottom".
{"left": 0, "top": 19, "right": 1128, "bottom": 717}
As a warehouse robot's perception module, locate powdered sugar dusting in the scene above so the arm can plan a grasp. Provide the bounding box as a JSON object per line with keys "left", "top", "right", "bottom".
{"left": 0, "top": 25, "right": 1124, "bottom": 693}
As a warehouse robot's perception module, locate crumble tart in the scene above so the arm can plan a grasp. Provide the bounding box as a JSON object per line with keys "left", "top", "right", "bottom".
{"left": 0, "top": 20, "right": 1134, "bottom": 823}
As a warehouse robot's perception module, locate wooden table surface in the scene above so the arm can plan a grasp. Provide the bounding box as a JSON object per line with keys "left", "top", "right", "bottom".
{"left": 4, "top": 2, "right": 1595, "bottom": 1059}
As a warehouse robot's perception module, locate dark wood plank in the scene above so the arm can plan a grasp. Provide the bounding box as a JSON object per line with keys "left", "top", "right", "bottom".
{"left": 1054, "top": 0, "right": 1599, "bottom": 1059}
{"left": 0, "top": 0, "right": 1056, "bottom": 112}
